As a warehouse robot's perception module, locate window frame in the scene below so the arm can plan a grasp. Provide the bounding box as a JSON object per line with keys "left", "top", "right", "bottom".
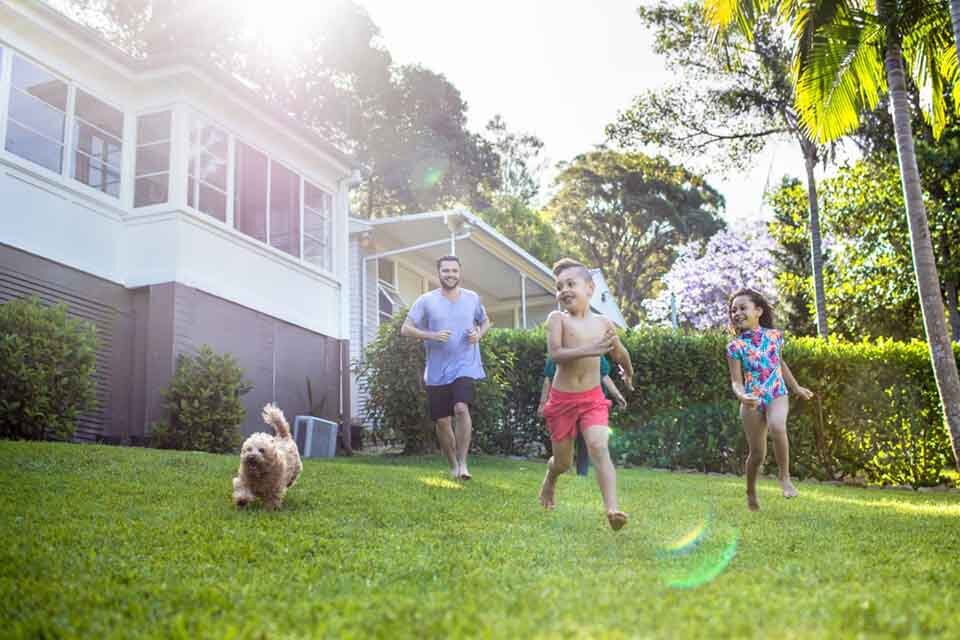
{"left": 134, "top": 108, "right": 174, "bottom": 208}
{"left": 182, "top": 107, "right": 338, "bottom": 278}
{"left": 0, "top": 45, "right": 130, "bottom": 208}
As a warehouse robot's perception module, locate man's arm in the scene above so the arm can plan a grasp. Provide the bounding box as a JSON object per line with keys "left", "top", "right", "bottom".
{"left": 400, "top": 315, "right": 449, "bottom": 342}
{"left": 546, "top": 311, "right": 613, "bottom": 363}
{"left": 467, "top": 316, "right": 492, "bottom": 344}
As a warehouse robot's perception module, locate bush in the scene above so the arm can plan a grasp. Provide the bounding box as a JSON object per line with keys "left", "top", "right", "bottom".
{"left": 149, "top": 346, "right": 252, "bottom": 453}
{"left": 0, "top": 296, "right": 97, "bottom": 441}
{"left": 359, "top": 320, "right": 960, "bottom": 487}
{"left": 356, "top": 311, "right": 508, "bottom": 454}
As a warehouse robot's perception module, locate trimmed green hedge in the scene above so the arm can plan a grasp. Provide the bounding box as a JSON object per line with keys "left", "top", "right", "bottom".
{"left": 359, "top": 324, "right": 960, "bottom": 486}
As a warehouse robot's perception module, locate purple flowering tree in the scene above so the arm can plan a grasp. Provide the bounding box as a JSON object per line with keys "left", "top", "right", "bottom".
{"left": 642, "top": 221, "right": 778, "bottom": 330}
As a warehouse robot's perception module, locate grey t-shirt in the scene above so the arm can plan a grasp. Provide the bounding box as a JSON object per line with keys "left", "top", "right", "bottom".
{"left": 407, "top": 288, "right": 487, "bottom": 386}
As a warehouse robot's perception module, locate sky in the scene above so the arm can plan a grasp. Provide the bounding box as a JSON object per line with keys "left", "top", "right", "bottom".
{"left": 353, "top": 0, "right": 810, "bottom": 221}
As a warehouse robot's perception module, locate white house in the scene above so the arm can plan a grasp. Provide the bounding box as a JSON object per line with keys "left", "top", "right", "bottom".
{"left": 0, "top": 0, "right": 356, "bottom": 441}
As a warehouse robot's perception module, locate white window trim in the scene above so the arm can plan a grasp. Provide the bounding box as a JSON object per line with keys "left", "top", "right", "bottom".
{"left": 179, "top": 107, "right": 339, "bottom": 279}
{"left": 1, "top": 48, "right": 129, "bottom": 207}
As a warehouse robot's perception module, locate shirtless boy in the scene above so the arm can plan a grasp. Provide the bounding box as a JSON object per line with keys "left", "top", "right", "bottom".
{"left": 539, "top": 258, "right": 635, "bottom": 530}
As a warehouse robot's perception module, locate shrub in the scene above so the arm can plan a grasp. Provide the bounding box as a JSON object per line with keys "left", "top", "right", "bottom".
{"left": 359, "top": 319, "right": 960, "bottom": 486}
{"left": 356, "top": 311, "right": 508, "bottom": 454}
{"left": 149, "top": 346, "right": 252, "bottom": 453}
{"left": 0, "top": 296, "right": 97, "bottom": 441}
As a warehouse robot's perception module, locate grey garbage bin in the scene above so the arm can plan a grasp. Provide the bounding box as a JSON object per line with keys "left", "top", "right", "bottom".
{"left": 292, "top": 416, "right": 338, "bottom": 458}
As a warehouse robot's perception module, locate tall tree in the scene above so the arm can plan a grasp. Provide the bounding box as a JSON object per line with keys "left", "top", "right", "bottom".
{"left": 546, "top": 150, "right": 725, "bottom": 324}
{"left": 705, "top": 0, "right": 960, "bottom": 468}
{"left": 57, "top": 0, "right": 499, "bottom": 218}
{"left": 484, "top": 115, "right": 546, "bottom": 205}
{"left": 607, "top": 1, "right": 830, "bottom": 337}
{"left": 766, "top": 178, "right": 818, "bottom": 336}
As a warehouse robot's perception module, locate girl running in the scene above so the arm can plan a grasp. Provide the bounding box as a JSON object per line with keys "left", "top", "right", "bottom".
{"left": 725, "top": 288, "right": 814, "bottom": 511}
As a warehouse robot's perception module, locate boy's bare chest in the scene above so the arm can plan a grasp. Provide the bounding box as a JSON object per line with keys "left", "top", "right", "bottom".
{"left": 561, "top": 316, "right": 604, "bottom": 345}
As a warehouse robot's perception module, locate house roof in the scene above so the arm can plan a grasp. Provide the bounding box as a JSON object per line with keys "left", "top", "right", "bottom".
{"left": 352, "top": 210, "right": 628, "bottom": 327}
{"left": 352, "top": 209, "right": 557, "bottom": 306}
{"left": 589, "top": 269, "right": 627, "bottom": 328}
{"left": 7, "top": 0, "right": 357, "bottom": 172}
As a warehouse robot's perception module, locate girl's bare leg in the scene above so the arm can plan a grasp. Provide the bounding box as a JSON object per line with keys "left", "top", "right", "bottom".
{"left": 741, "top": 403, "right": 767, "bottom": 511}
{"left": 582, "top": 426, "right": 627, "bottom": 530}
{"left": 766, "top": 395, "right": 797, "bottom": 498}
{"left": 540, "top": 438, "right": 574, "bottom": 509}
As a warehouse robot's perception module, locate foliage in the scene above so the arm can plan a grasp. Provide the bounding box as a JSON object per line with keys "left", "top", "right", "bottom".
{"left": 766, "top": 178, "right": 818, "bottom": 337}
{"left": 476, "top": 196, "right": 569, "bottom": 267}
{"left": 0, "top": 297, "right": 97, "bottom": 441}
{"left": 767, "top": 159, "right": 960, "bottom": 341}
{"left": 607, "top": 2, "right": 796, "bottom": 172}
{"left": 360, "top": 321, "right": 957, "bottom": 485}
{"left": 356, "top": 311, "right": 508, "bottom": 454}
{"left": 484, "top": 115, "right": 546, "bottom": 205}
{"left": 149, "top": 346, "right": 252, "bottom": 453}
{"left": 546, "top": 150, "right": 726, "bottom": 324}
{"left": 641, "top": 221, "right": 778, "bottom": 330}
{"left": 8, "top": 441, "right": 960, "bottom": 638}
{"left": 58, "top": 1, "right": 500, "bottom": 219}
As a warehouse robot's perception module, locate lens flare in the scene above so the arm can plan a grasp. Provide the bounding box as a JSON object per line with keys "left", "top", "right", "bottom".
{"left": 411, "top": 156, "right": 449, "bottom": 194}
{"left": 661, "top": 520, "right": 709, "bottom": 557}
{"left": 418, "top": 476, "right": 462, "bottom": 490}
{"left": 657, "top": 513, "right": 739, "bottom": 589}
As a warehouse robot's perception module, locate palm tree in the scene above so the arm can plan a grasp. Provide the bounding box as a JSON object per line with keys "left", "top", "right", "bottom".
{"left": 705, "top": 0, "right": 960, "bottom": 470}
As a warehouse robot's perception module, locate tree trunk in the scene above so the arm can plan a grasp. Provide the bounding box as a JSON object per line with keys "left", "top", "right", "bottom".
{"left": 950, "top": 0, "right": 960, "bottom": 70}
{"left": 801, "top": 141, "right": 829, "bottom": 338}
{"left": 885, "top": 41, "right": 960, "bottom": 471}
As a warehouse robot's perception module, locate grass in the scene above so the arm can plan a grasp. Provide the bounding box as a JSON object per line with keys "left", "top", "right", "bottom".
{"left": 3, "top": 441, "right": 960, "bottom": 639}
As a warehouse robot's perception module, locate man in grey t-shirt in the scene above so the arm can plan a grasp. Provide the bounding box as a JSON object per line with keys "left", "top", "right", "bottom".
{"left": 401, "top": 255, "right": 490, "bottom": 480}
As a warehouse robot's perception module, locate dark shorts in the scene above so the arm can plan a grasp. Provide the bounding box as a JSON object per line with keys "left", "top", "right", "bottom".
{"left": 426, "top": 377, "right": 476, "bottom": 420}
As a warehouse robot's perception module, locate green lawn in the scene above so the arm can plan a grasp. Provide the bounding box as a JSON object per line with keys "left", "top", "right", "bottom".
{"left": 3, "top": 441, "right": 960, "bottom": 639}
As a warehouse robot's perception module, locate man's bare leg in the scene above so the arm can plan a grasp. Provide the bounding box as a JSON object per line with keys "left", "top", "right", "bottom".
{"left": 435, "top": 417, "right": 459, "bottom": 479}
{"left": 766, "top": 396, "right": 797, "bottom": 498}
{"left": 453, "top": 402, "right": 473, "bottom": 479}
{"left": 539, "top": 438, "right": 574, "bottom": 509}
{"left": 741, "top": 404, "right": 767, "bottom": 511}
{"left": 582, "top": 426, "right": 626, "bottom": 530}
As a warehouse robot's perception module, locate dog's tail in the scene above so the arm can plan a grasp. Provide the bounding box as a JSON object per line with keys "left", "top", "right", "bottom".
{"left": 262, "top": 403, "right": 292, "bottom": 439}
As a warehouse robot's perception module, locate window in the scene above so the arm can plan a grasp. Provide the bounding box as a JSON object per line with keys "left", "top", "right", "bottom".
{"left": 269, "top": 161, "right": 300, "bottom": 258}
{"left": 72, "top": 89, "right": 123, "bottom": 196}
{"left": 303, "top": 182, "right": 333, "bottom": 270}
{"left": 234, "top": 140, "right": 267, "bottom": 241}
{"left": 5, "top": 55, "right": 67, "bottom": 173}
{"left": 378, "top": 281, "right": 404, "bottom": 322}
{"left": 187, "top": 116, "right": 227, "bottom": 221}
{"left": 134, "top": 111, "right": 171, "bottom": 206}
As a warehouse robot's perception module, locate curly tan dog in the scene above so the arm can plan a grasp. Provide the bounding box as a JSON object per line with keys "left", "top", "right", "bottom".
{"left": 232, "top": 403, "right": 303, "bottom": 510}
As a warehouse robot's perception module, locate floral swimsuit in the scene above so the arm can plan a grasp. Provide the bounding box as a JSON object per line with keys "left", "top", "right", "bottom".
{"left": 726, "top": 327, "right": 787, "bottom": 411}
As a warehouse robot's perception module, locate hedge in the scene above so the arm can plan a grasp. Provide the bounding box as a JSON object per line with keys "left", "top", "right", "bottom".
{"left": 359, "top": 323, "right": 960, "bottom": 486}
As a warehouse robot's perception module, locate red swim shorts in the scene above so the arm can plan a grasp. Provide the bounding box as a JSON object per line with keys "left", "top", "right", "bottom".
{"left": 543, "top": 386, "right": 610, "bottom": 443}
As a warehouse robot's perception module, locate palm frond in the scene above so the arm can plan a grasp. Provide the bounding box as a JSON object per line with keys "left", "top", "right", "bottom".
{"left": 901, "top": 0, "right": 958, "bottom": 138}
{"left": 793, "top": 3, "right": 886, "bottom": 142}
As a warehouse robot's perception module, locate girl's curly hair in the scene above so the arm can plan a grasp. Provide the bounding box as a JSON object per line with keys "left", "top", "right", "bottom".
{"left": 728, "top": 288, "right": 775, "bottom": 332}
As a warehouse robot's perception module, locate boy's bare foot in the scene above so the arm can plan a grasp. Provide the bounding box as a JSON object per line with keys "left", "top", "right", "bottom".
{"left": 539, "top": 473, "right": 556, "bottom": 509}
{"left": 746, "top": 491, "right": 760, "bottom": 511}
{"left": 450, "top": 466, "right": 462, "bottom": 481}
{"left": 459, "top": 466, "right": 472, "bottom": 481}
{"left": 607, "top": 511, "right": 628, "bottom": 531}
{"left": 780, "top": 478, "right": 799, "bottom": 498}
